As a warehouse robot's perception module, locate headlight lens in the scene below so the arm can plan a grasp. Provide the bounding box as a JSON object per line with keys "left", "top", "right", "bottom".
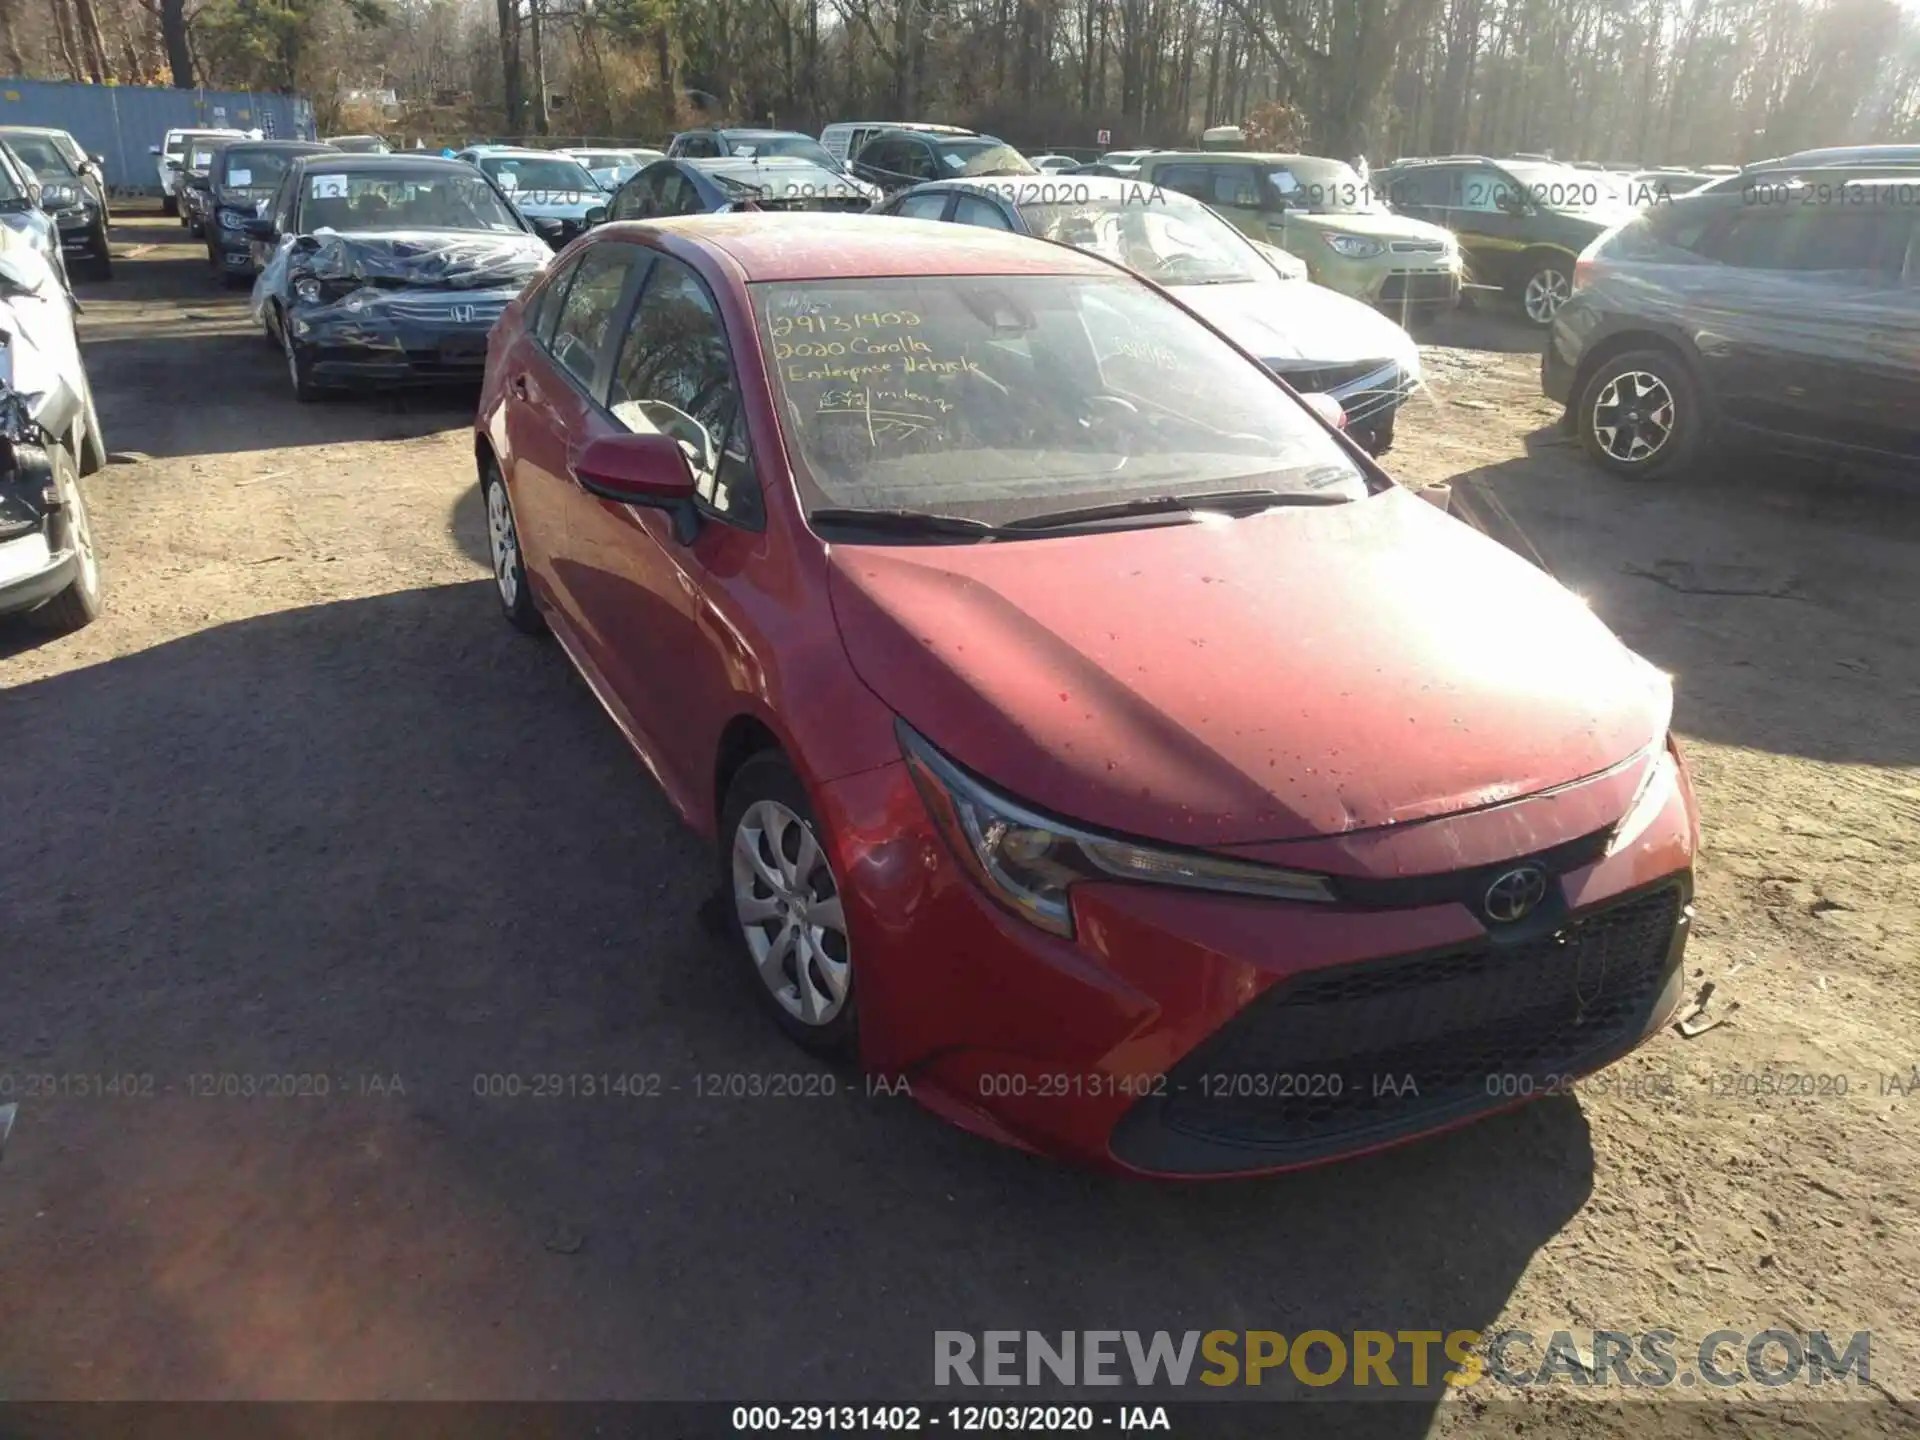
{"left": 218, "top": 209, "right": 249, "bottom": 232}
{"left": 294, "top": 277, "right": 324, "bottom": 304}
{"left": 1322, "top": 232, "right": 1385, "bottom": 259}
{"left": 41, "top": 184, "right": 79, "bottom": 208}
{"left": 899, "top": 721, "right": 1334, "bottom": 937}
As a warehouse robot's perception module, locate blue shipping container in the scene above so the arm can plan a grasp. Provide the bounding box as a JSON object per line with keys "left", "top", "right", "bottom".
{"left": 0, "top": 78, "right": 316, "bottom": 194}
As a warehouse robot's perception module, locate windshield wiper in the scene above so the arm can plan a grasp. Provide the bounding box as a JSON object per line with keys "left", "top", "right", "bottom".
{"left": 809, "top": 507, "right": 1008, "bottom": 540}
{"left": 1005, "top": 488, "right": 1350, "bottom": 531}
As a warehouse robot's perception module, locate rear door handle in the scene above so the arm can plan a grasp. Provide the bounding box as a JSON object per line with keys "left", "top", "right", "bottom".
{"left": 510, "top": 375, "right": 529, "bottom": 401}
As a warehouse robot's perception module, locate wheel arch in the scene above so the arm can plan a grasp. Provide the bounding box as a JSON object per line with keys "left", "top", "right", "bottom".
{"left": 1519, "top": 244, "right": 1580, "bottom": 282}
{"left": 1569, "top": 328, "right": 1710, "bottom": 421}
{"left": 713, "top": 714, "right": 788, "bottom": 835}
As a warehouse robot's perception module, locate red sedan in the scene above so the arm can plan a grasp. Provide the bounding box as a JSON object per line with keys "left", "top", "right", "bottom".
{"left": 475, "top": 214, "right": 1700, "bottom": 1177}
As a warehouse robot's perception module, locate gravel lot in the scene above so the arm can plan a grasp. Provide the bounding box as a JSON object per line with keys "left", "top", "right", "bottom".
{"left": 2, "top": 211, "right": 1916, "bottom": 1434}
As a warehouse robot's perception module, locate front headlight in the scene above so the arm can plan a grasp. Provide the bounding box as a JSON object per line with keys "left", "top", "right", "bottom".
{"left": 218, "top": 209, "right": 249, "bottom": 232}
{"left": 294, "top": 277, "right": 325, "bottom": 304}
{"left": 899, "top": 721, "right": 1334, "bottom": 937}
{"left": 41, "top": 184, "right": 79, "bottom": 208}
{"left": 1322, "top": 232, "right": 1385, "bottom": 259}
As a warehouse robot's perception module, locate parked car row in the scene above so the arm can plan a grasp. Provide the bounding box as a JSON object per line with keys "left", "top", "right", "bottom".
{"left": 21, "top": 109, "right": 1910, "bottom": 1185}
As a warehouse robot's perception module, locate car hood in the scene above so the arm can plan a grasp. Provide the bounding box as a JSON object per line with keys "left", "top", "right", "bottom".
{"left": 1172, "top": 279, "right": 1418, "bottom": 370}
{"left": 1283, "top": 210, "right": 1454, "bottom": 245}
{"left": 297, "top": 229, "right": 551, "bottom": 287}
{"left": 826, "top": 490, "right": 1667, "bottom": 847}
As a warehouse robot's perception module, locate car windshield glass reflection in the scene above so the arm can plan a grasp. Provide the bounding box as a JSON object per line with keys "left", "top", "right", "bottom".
{"left": 480, "top": 156, "right": 598, "bottom": 197}
{"left": 1016, "top": 197, "right": 1260, "bottom": 286}
{"left": 221, "top": 148, "right": 297, "bottom": 191}
{"left": 936, "top": 141, "right": 1035, "bottom": 176}
{"left": 303, "top": 170, "right": 524, "bottom": 233}
{"left": 755, "top": 273, "right": 1364, "bottom": 527}
{"left": 6, "top": 135, "right": 74, "bottom": 180}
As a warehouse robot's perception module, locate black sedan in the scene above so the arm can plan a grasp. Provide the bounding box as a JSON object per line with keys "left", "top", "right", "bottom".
{"left": 246, "top": 154, "right": 554, "bottom": 402}
{"left": 0, "top": 126, "right": 110, "bottom": 279}
{"left": 604, "top": 156, "right": 875, "bottom": 220}
{"left": 201, "top": 139, "right": 337, "bottom": 286}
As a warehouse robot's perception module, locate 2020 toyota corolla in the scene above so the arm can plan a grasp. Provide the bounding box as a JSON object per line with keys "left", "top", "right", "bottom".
{"left": 475, "top": 213, "right": 1700, "bottom": 1177}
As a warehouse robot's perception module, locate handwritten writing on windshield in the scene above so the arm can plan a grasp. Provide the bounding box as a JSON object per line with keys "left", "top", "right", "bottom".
{"left": 769, "top": 310, "right": 921, "bottom": 337}
{"left": 813, "top": 384, "right": 956, "bottom": 442}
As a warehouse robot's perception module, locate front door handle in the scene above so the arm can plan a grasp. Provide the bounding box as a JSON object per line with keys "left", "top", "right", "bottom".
{"left": 510, "top": 374, "right": 530, "bottom": 401}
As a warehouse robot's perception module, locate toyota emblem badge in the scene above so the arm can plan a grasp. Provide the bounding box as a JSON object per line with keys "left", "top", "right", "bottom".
{"left": 1483, "top": 865, "right": 1549, "bottom": 923}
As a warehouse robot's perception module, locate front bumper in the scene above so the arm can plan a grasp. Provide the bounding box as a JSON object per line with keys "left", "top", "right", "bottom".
{"left": 1273, "top": 358, "right": 1416, "bottom": 448}
{"left": 285, "top": 291, "right": 512, "bottom": 385}
{"left": 815, "top": 746, "right": 1697, "bottom": 1177}
{"left": 0, "top": 532, "right": 77, "bottom": 614}
{"left": 54, "top": 212, "right": 103, "bottom": 261}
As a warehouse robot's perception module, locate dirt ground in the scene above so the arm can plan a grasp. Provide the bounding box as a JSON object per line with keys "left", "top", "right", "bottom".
{"left": 1, "top": 210, "right": 1916, "bottom": 1435}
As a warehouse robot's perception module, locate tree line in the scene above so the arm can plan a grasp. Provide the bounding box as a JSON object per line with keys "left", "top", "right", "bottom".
{"left": 2, "top": 0, "right": 1915, "bottom": 164}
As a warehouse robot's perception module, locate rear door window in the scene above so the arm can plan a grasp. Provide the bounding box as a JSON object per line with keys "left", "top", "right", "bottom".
{"left": 952, "top": 195, "right": 1013, "bottom": 229}
{"left": 892, "top": 191, "right": 951, "bottom": 220}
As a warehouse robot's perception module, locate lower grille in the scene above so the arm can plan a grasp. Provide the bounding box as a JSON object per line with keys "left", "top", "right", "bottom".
{"left": 1269, "top": 360, "right": 1391, "bottom": 394}
{"left": 1390, "top": 239, "right": 1447, "bottom": 254}
{"left": 1379, "top": 271, "right": 1459, "bottom": 302}
{"left": 1143, "top": 884, "right": 1684, "bottom": 1158}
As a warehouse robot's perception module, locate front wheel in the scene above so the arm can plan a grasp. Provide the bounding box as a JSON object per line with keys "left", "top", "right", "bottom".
{"left": 35, "top": 443, "right": 102, "bottom": 633}
{"left": 84, "top": 222, "right": 112, "bottom": 280}
{"left": 1519, "top": 259, "right": 1572, "bottom": 326}
{"left": 720, "top": 753, "right": 857, "bottom": 1057}
{"left": 281, "top": 309, "right": 321, "bottom": 402}
{"left": 161, "top": 193, "right": 178, "bottom": 218}
{"left": 1575, "top": 348, "right": 1703, "bottom": 480}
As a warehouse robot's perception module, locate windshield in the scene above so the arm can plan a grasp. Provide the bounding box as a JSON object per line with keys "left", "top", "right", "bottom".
{"left": 1013, "top": 192, "right": 1261, "bottom": 286}
{"left": 7, "top": 135, "right": 74, "bottom": 179}
{"left": 732, "top": 135, "right": 839, "bottom": 167}
{"left": 0, "top": 158, "right": 25, "bottom": 203}
{"left": 755, "top": 274, "right": 1365, "bottom": 527}
{"left": 188, "top": 142, "right": 220, "bottom": 170}
{"left": 329, "top": 136, "right": 389, "bottom": 152}
{"left": 478, "top": 155, "right": 600, "bottom": 198}
{"left": 1269, "top": 159, "right": 1380, "bottom": 214}
{"left": 937, "top": 140, "right": 1035, "bottom": 177}
{"left": 221, "top": 148, "right": 300, "bottom": 191}
{"left": 301, "top": 169, "right": 525, "bottom": 233}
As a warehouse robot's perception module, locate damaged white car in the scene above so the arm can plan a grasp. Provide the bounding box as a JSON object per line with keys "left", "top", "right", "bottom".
{"left": 0, "top": 229, "right": 104, "bottom": 632}
{"left": 246, "top": 153, "right": 553, "bottom": 402}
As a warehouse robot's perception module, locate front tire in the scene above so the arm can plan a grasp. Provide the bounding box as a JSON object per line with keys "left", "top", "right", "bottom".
{"left": 161, "top": 193, "right": 178, "bottom": 218}
{"left": 1519, "top": 258, "right": 1572, "bottom": 326}
{"left": 280, "top": 309, "right": 321, "bottom": 402}
{"left": 483, "top": 459, "right": 544, "bottom": 634}
{"left": 719, "top": 752, "right": 858, "bottom": 1057}
{"left": 35, "top": 443, "right": 102, "bottom": 634}
{"left": 84, "top": 222, "right": 111, "bottom": 280}
{"left": 1575, "top": 348, "right": 1702, "bottom": 480}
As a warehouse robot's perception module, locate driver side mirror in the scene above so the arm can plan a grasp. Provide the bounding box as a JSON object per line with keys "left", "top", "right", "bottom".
{"left": 1495, "top": 188, "right": 1527, "bottom": 215}
{"left": 241, "top": 216, "right": 277, "bottom": 239}
{"left": 585, "top": 205, "right": 608, "bottom": 226}
{"left": 165, "top": 158, "right": 182, "bottom": 172}
{"left": 572, "top": 432, "right": 701, "bottom": 543}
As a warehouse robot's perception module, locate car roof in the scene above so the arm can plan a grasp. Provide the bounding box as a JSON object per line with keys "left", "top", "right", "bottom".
{"left": 467, "top": 146, "right": 582, "bottom": 159}
{"left": 0, "top": 125, "right": 76, "bottom": 137}
{"left": 611, "top": 212, "right": 1121, "bottom": 281}
{"left": 691, "top": 154, "right": 833, "bottom": 172}
{"left": 216, "top": 138, "right": 334, "bottom": 151}
{"left": 295, "top": 153, "right": 481, "bottom": 175}
{"left": 718, "top": 128, "right": 813, "bottom": 139}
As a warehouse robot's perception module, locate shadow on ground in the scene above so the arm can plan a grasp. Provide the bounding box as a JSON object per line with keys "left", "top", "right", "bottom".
{"left": 1451, "top": 428, "right": 1920, "bottom": 767}
{"left": 0, "top": 581, "right": 1593, "bottom": 1416}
